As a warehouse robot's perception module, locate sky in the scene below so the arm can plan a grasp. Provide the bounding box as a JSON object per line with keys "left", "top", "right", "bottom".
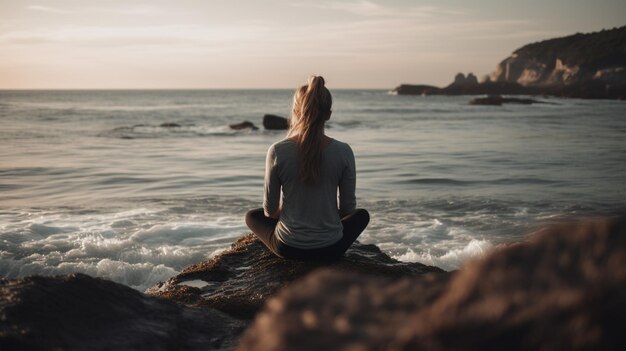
{"left": 0, "top": 0, "right": 624, "bottom": 89}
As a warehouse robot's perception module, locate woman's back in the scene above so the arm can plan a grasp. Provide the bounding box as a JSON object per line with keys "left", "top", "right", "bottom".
{"left": 264, "top": 138, "right": 356, "bottom": 249}
{"left": 245, "top": 75, "right": 368, "bottom": 260}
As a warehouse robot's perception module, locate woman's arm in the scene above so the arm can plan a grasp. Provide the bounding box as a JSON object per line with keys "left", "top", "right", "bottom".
{"left": 263, "top": 144, "right": 281, "bottom": 218}
{"left": 338, "top": 145, "right": 356, "bottom": 217}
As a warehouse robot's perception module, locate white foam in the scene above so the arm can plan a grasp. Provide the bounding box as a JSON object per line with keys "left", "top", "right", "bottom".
{"left": 0, "top": 208, "right": 246, "bottom": 291}
{"left": 393, "top": 239, "right": 494, "bottom": 271}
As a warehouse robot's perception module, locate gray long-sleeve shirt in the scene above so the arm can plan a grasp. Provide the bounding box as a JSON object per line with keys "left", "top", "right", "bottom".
{"left": 263, "top": 138, "right": 356, "bottom": 249}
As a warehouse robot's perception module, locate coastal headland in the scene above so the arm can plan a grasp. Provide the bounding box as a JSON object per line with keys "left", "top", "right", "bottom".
{"left": 2, "top": 217, "right": 625, "bottom": 350}
{"left": 392, "top": 26, "right": 626, "bottom": 100}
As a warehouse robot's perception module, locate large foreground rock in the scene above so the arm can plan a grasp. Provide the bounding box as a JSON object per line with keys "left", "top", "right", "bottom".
{"left": 146, "top": 235, "right": 443, "bottom": 319}
{"left": 0, "top": 273, "right": 245, "bottom": 351}
{"left": 237, "top": 217, "right": 626, "bottom": 350}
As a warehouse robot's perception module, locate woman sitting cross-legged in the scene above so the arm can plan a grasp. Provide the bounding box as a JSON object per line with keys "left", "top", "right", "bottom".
{"left": 245, "top": 75, "right": 369, "bottom": 260}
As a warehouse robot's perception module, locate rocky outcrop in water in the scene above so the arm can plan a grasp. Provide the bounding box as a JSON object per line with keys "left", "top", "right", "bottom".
{"left": 469, "top": 95, "right": 546, "bottom": 105}
{"left": 0, "top": 273, "right": 245, "bottom": 351}
{"left": 262, "top": 114, "right": 289, "bottom": 130}
{"left": 454, "top": 72, "right": 479, "bottom": 86}
{"left": 229, "top": 121, "right": 259, "bottom": 130}
{"left": 237, "top": 217, "right": 626, "bottom": 350}
{"left": 146, "top": 234, "right": 443, "bottom": 319}
{"left": 391, "top": 84, "right": 441, "bottom": 95}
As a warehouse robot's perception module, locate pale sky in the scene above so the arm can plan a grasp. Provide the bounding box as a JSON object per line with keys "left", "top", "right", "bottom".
{"left": 1, "top": 0, "right": 624, "bottom": 89}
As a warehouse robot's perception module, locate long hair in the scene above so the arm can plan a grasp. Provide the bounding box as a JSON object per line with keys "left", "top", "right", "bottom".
{"left": 287, "top": 75, "right": 333, "bottom": 184}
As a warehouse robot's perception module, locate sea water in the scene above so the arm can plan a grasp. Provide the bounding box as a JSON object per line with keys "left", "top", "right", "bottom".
{"left": 1, "top": 90, "right": 625, "bottom": 291}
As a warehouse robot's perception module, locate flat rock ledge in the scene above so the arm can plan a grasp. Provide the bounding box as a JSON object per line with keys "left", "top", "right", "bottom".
{"left": 146, "top": 235, "right": 444, "bottom": 319}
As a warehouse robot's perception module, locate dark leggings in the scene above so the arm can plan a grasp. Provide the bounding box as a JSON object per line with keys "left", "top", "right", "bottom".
{"left": 245, "top": 208, "right": 370, "bottom": 261}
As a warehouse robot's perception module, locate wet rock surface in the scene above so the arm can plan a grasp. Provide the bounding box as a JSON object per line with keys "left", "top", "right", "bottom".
{"left": 237, "top": 217, "right": 626, "bottom": 351}
{"left": 0, "top": 273, "right": 245, "bottom": 351}
{"left": 146, "top": 234, "right": 444, "bottom": 319}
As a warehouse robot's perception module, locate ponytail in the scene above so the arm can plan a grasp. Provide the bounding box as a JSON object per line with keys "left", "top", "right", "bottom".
{"left": 288, "top": 76, "right": 333, "bottom": 184}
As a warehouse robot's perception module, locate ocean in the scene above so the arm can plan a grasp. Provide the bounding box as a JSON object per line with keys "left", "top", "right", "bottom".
{"left": 1, "top": 89, "right": 625, "bottom": 291}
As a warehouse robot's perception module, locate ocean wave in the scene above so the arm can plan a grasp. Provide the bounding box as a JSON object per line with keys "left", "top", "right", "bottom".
{"left": 0, "top": 207, "right": 247, "bottom": 291}
{"left": 397, "top": 177, "right": 561, "bottom": 186}
{"left": 393, "top": 239, "right": 494, "bottom": 271}
{"left": 101, "top": 123, "right": 261, "bottom": 139}
{"left": 5, "top": 101, "right": 229, "bottom": 112}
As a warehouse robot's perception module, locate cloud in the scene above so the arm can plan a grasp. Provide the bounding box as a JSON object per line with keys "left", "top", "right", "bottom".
{"left": 0, "top": 24, "right": 269, "bottom": 46}
{"left": 291, "top": 1, "right": 464, "bottom": 18}
{"left": 27, "top": 5, "right": 73, "bottom": 14}
{"left": 25, "top": 4, "right": 173, "bottom": 16}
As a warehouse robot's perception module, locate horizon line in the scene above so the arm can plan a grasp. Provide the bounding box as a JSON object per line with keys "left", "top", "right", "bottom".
{"left": 0, "top": 87, "right": 397, "bottom": 91}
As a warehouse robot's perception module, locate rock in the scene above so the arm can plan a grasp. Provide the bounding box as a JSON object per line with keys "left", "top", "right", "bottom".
{"left": 146, "top": 234, "right": 443, "bottom": 319}
{"left": 0, "top": 273, "right": 245, "bottom": 351}
{"left": 236, "top": 217, "right": 626, "bottom": 351}
{"left": 466, "top": 73, "right": 479, "bottom": 85}
{"left": 451, "top": 73, "right": 479, "bottom": 87}
{"left": 454, "top": 73, "right": 467, "bottom": 85}
{"left": 390, "top": 84, "right": 441, "bottom": 95}
{"left": 262, "top": 114, "right": 289, "bottom": 130}
{"left": 230, "top": 121, "right": 259, "bottom": 130}
{"left": 160, "top": 122, "right": 181, "bottom": 128}
{"left": 452, "top": 72, "right": 479, "bottom": 86}
{"left": 469, "top": 95, "right": 546, "bottom": 105}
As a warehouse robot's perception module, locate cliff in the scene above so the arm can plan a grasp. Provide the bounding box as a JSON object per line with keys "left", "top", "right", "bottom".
{"left": 490, "top": 26, "right": 626, "bottom": 87}
{"left": 393, "top": 26, "right": 626, "bottom": 99}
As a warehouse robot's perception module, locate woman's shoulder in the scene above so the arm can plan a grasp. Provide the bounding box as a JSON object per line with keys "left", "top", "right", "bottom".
{"left": 269, "top": 138, "right": 297, "bottom": 157}
{"left": 328, "top": 138, "right": 353, "bottom": 154}
{"left": 271, "top": 138, "right": 296, "bottom": 149}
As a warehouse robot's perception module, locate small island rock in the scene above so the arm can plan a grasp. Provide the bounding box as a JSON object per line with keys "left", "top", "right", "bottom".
{"left": 230, "top": 121, "right": 259, "bottom": 130}
{"left": 263, "top": 114, "right": 289, "bottom": 130}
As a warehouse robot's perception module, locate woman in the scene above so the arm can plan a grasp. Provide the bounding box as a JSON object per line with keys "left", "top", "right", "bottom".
{"left": 245, "top": 75, "right": 369, "bottom": 260}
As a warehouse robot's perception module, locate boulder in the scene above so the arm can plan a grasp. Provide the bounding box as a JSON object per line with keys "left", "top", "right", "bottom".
{"left": 0, "top": 273, "right": 245, "bottom": 351}
{"left": 263, "top": 114, "right": 289, "bottom": 130}
{"left": 236, "top": 217, "right": 626, "bottom": 351}
{"left": 146, "top": 234, "right": 444, "bottom": 319}
{"left": 230, "top": 121, "right": 259, "bottom": 130}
